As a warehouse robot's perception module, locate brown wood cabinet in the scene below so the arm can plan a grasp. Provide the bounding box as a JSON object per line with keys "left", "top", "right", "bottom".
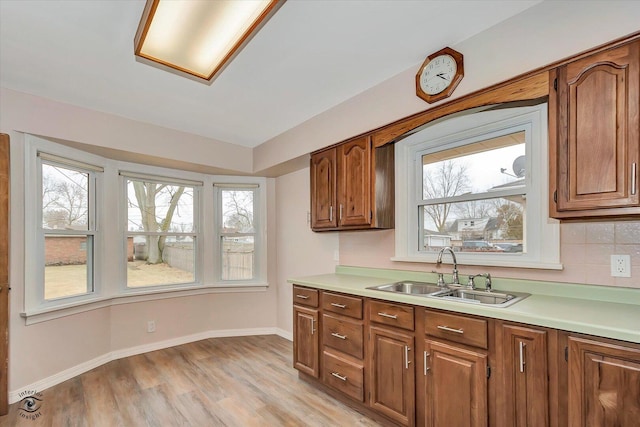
{"left": 567, "top": 336, "right": 640, "bottom": 427}
{"left": 369, "top": 325, "right": 415, "bottom": 426}
{"left": 550, "top": 40, "right": 640, "bottom": 218}
{"left": 293, "top": 305, "right": 319, "bottom": 378}
{"left": 495, "top": 322, "right": 550, "bottom": 427}
{"left": 419, "top": 309, "right": 488, "bottom": 427}
{"left": 310, "top": 136, "right": 393, "bottom": 231}
{"left": 422, "top": 339, "right": 487, "bottom": 427}
{"left": 293, "top": 286, "right": 320, "bottom": 378}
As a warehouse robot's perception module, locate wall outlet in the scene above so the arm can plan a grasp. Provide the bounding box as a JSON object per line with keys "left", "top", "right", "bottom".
{"left": 611, "top": 254, "right": 631, "bottom": 278}
{"left": 147, "top": 320, "right": 156, "bottom": 333}
{"left": 333, "top": 249, "right": 340, "bottom": 262}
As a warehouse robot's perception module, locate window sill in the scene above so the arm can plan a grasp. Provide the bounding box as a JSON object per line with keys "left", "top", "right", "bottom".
{"left": 390, "top": 256, "right": 563, "bottom": 271}
{"left": 21, "top": 282, "right": 269, "bottom": 325}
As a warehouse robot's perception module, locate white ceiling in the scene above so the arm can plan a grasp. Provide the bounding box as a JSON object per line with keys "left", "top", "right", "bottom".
{"left": 0, "top": 0, "right": 541, "bottom": 149}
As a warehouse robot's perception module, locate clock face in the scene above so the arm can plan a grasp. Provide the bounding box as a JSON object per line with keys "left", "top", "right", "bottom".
{"left": 419, "top": 54, "right": 457, "bottom": 95}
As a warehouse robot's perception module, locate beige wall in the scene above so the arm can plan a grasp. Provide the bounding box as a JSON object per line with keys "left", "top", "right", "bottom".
{"left": 1, "top": 99, "right": 278, "bottom": 395}
{"left": 275, "top": 168, "right": 338, "bottom": 335}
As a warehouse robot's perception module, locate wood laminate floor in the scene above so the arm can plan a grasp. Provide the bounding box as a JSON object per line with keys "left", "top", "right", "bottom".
{"left": 0, "top": 335, "right": 381, "bottom": 426}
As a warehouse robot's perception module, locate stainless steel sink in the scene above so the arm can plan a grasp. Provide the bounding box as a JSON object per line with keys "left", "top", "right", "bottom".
{"left": 367, "top": 281, "right": 445, "bottom": 295}
{"left": 431, "top": 288, "right": 529, "bottom": 307}
{"left": 367, "top": 281, "right": 529, "bottom": 308}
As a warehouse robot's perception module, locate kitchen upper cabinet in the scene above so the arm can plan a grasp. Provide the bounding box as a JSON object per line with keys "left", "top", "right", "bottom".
{"left": 495, "top": 323, "right": 550, "bottom": 427}
{"left": 310, "top": 148, "right": 337, "bottom": 229}
{"left": 568, "top": 336, "right": 640, "bottom": 427}
{"left": 550, "top": 41, "right": 640, "bottom": 218}
{"left": 310, "top": 136, "right": 393, "bottom": 231}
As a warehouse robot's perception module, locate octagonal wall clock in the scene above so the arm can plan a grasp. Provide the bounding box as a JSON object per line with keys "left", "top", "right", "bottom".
{"left": 415, "top": 47, "right": 464, "bottom": 104}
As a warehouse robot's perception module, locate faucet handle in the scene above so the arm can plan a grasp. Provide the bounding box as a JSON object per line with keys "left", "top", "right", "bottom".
{"left": 484, "top": 273, "right": 492, "bottom": 292}
{"left": 467, "top": 275, "right": 476, "bottom": 289}
{"left": 437, "top": 273, "right": 446, "bottom": 287}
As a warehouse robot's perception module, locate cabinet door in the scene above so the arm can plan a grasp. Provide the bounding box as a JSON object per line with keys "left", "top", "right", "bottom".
{"left": 423, "top": 339, "right": 487, "bottom": 427}
{"left": 568, "top": 336, "right": 640, "bottom": 427}
{"left": 337, "top": 137, "right": 371, "bottom": 227}
{"left": 553, "top": 41, "right": 640, "bottom": 215}
{"left": 293, "top": 305, "right": 319, "bottom": 378}
{"left": 310, "top": 148, "right": 337, "bottom": 229}
{"left": 497, "top": 324, "right": 549, "bottom": 427}
{"left": 369, "top": 326, "right": 415, "bottom": 426}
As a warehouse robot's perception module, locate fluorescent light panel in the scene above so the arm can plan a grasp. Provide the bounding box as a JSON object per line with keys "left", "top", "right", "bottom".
{"left": 135, "top": 0, "right": 282, "bottom": 83}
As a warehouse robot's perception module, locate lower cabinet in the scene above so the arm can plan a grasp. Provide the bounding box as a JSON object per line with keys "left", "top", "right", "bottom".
{"left": 293, "top": 305, "right": 319, "bottom": 378}
{"left": 423, "top": 339, "right": 487, "bottom": 427}
{"left": 495, "top": 322, "right": 550, "bottom": 427}
{"left": 292, "top": 284, "right": 640, "bottom": 427}
{"left": 568, "top": 335, "right": 640, "bottom": 427}
{"left": 369, "top": 325, "right": 415, "bottom": 426}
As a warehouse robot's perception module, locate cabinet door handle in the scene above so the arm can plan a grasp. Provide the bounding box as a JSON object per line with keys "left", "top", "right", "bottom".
{"left": 404, "top": 346, "right": 411, "bottom": 369}
{"left": 331, "top": 372, "right": 347, "bottom": 381}
{"left": 331, "top": 332, "right": 347, "bottom": 340}
{"left": 424, "top": 351, "right": 430, "bottom": 375}
{"left": 519, "top": 341, "right": 526, "bottom": 373}
{"left": 339, "top": 204, "right": 343, "bottom": 221}
{"left": 632, "top": 162, "right": 637, "bottom": 195}
{"left": 330, "top": 302, "right": 347, "bottom": 309}
{"left": 295, "top": 294, "right": 309, "bottom": 300}
{"left": 437, "top": 325, "right": 464, "bottom": 334}
{"left": 311, "top": 317, "right": 316, "bottom": 335}
{"left": 377, "top": 312, "right": 397, "bottom": 319}
{"left": 329, "top": 206, "right": 333, "bottom": 222}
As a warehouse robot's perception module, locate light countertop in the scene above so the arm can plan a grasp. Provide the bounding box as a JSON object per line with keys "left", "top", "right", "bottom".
{"left": 289, "top": 266, "right": 640, "bottom": 343}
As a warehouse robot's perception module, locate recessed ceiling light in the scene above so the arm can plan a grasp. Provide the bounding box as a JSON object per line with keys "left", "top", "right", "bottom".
{"left": 134, "top": 0, "right": 284, "bottom": 84}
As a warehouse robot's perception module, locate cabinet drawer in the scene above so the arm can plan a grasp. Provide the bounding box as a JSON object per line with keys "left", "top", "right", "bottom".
{"left": 323, "top": 313, "right": 364, "bottom": 359}
{"left": 425, "top": 310, "right": 488, "bottom": 349}
{"left": 293, "top": 286, "right": 318, "bottom": 307}
{"left": 322, "top": 292, "right": 363, "bottom": 319}
{"left": 368, "top": 300, "right": 414, "bottom": 331}
{"left": 322, "top": 350, "right": 364, "bottom": 402}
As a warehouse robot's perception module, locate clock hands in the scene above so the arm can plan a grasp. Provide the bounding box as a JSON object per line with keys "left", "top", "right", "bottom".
{"left": 436, "top": 73, "right": 450, "bottom": 82}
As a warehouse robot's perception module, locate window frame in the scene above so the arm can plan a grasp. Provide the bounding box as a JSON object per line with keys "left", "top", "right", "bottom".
{"left": 121, "top": 172, "right": 202, "bottom": 291}
{"left": 213, "top": 178, "right": 267, "bottom": 286}
{"left": 23, "top": 135, "right": 269, "bottom": 320}
{"left": 394, "top": 103, "right": 561, "bottom": 269}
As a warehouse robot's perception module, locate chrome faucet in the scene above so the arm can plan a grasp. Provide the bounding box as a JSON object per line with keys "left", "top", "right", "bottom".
{"left": 436, "top": 247, "right": 459, "bottom": 285}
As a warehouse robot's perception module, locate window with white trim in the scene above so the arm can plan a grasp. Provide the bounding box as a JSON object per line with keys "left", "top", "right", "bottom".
{"left": 394, "top": 103, "right": 561, "bottom": 269}
{"left": 23, "top": 135, "right": 269, "bottom": 319}
{"left": 123, "top": 173, "right": 201, "bottom": 288}
{"left": 35, "top": 153, "right": 102, "bottom": 305}
{"left": 214, "top": 184, "right": 261, "bottom": 282}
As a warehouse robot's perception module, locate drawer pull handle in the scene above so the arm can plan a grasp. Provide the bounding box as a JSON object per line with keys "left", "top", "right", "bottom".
{"left": 377, "top": 312, "right": 398, "bottom": 319}
{"left": 437, "top": 325, "right": 464, "bottom": 334}
{"left": 331, "top": 332, "right": 347, "bottom": 340}
{"left": 331, "top": 372, "right": 347, "bottom": 381}
{"left": 296, "top": 294, "right": 309, "bottom": 299}
{"left": 331, "top": 302, "right": 347, "bottom": 309}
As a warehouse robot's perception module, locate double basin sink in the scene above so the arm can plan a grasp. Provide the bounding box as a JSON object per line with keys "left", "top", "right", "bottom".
{"left": 367, "top": 281, "right": 529, "bottom": 308}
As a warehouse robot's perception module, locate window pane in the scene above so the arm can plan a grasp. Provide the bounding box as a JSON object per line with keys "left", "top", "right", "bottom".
{"left": 127, "top": 236, "right": 195, "bottom": 287}
{"left": 422, "top": 132, "right": 526, "bottom": 199}
{"left": 421, "top": 197, "right": 524, "bottom": 253}
{"left": 42, "top": 163, "right": 89, "bottom": 230}
{"left": 221, "top": 190, "right": 254, "bottom": 233}
{"left": 44, "top": 235, "right": 92, "bottom": 300}
{"left": 127, "top": 180, "right": 194, "bottom": 233}
{"left": 221, "top": 236, "right": 254, "bottom": 280}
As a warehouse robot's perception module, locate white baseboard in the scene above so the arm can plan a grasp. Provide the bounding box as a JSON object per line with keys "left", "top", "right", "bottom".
{"left": 8, "top": 327, "right": 281, "bottom": 404}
